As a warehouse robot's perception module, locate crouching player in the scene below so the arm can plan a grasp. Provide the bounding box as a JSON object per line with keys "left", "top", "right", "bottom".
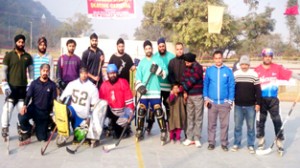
{"left": 59, "top": 67, "right": 107, "bottom": 148}
{"left": 99, "top": 64, "right": 134, "bottom": 139}
{"left": 18, "top": 64, "right": 56, "bottom": 145}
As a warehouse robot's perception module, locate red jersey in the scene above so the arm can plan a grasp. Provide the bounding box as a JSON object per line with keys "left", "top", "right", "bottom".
{"left": 255, "top": 63, "right": 292, "bottom": 97}
{"left": 99, "top": 78, "right": 134, "bottom": 116}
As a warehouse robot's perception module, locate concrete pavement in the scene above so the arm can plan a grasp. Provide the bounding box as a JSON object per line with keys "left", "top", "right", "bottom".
{"left": 0, "top": 95, "right": 300, "bottom": 168}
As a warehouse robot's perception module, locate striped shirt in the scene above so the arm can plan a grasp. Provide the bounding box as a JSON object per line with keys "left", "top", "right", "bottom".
{"left": 234, "top": 69, "right": 262, "bottom": 106}
{"left": 32, "top": 53, "right": 53, "bottom": 80}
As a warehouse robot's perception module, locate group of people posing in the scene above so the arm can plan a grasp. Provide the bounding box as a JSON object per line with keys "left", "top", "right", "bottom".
{"left": 1, "top": 33, "right": 300, "bottom": 154}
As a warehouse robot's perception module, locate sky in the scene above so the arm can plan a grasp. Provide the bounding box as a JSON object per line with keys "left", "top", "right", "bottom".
{"left": 35, "top": 0, "right": 296, "bottom": 41}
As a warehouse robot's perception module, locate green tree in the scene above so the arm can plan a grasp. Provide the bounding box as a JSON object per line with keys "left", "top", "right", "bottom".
{"left": 55, "top": 13, "right": 93, "bottom": 38}
{"left": 237, "top": 6, "right": 275, "bottom": 57}
{"left": 134, "top": 20, "right": 173, "bottom": 41}
{"left": 139, "top": 0, "right": 240, "bottom": 55}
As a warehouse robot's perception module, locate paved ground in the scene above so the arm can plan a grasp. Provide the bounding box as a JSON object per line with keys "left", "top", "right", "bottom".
{"left": 0, "top": 95, "right": 300, "bottom": 168}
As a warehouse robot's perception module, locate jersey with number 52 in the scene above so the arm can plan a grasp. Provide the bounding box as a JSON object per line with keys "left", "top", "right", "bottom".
{"left": 60, "top": 79, "right": 99, "bottom": 118}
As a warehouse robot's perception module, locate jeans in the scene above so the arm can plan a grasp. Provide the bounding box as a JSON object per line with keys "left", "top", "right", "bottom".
{"left": 233, "top": 105, "right": 256, "bottom": 147}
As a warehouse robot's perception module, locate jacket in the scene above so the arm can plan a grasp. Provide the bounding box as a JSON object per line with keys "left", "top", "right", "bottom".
{"left": 203, "top": 65, "right": 235, "bottom": 104}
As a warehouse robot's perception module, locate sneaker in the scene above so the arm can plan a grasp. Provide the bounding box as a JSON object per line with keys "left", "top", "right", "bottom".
{"left": 170, "top": 140, "right": 175, "bottom": 144}
{"left": 207, "top": 144, "right": 215, "bottom": 150}
{"left": 195, "top": 140, "right": 202, "bottom": 148}
{"left": 248, "top": 146, "right": 255, "bottom": 154}
{"left": 276, "top": 139, "right": 284, "bottom": 148}
{"left": 257, "top": 137, "right": 265, "bottom": 150}
{"left": 182, "top": 139, "right": 193, "bottom": 146}
{"left": 231, "top": 145, "right": 239, "bottom": 152}
{"left": 221, "top": 145, "right": 229, "bottom": 152}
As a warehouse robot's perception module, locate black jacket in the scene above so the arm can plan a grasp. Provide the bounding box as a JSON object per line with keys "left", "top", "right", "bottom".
{"left": 168, "top": 55, "right": 186, "bottom": 84}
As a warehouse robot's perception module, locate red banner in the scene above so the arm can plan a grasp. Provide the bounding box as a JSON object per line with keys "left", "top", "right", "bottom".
{"left": 87, "top": 0, "right": 135, "bottom": 19}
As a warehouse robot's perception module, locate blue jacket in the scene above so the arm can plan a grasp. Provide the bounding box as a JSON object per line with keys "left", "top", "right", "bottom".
{"left": 203, "top": 65, "right": 235, "bottom": 104}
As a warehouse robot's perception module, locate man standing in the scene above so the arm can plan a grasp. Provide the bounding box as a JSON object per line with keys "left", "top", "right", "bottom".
{"left": 109, "top": 38, "right": 135, "bottom": 82}
{"left": 56, "top": 39, "right": 81, "bottom": 90}
{"left": 60, "top": 67, "right": 107, "bottom": 147}
{"left": 100, "top": 64, "right": 134, "bottom": 138}
{"left": 231, "top": 55, "right": 261, "bottom": 154}
{"left": 181, "top": 53, "right": 204, "bottom": 148}
{"left": 32, "top": 37, "right": 53, "bottom": 80}
{"left": 18, "top": 64, "right": 57, "bottom": 145}
{"left": 255, "top": 48, "right": 300, "bottom": 154}
{"left": 153, "top": 38, "right": 175, "bottom": 125}
{"left": 204, "top": 50, "right": 235, "bottom": 151}
{"left": 135, "top": 40, "right": 168, "bottom": 145}
{"left": 168, "top": 42, "right": 186, "bottom": 85}
{"left": 82, "top": 33, "right": 105, "bottom": 88}
{"left": 1, "top": 34, "right": 33, "bottom": 141}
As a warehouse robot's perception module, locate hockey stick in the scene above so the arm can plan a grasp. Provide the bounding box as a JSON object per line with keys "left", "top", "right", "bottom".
{"left": 102, "top": 73, "right": 153, "bottom": 152}
{"left": 134, "top": 73, "right": 153, "bottom": 125}
{"left": 5, "top": 92, "right": 10, "bottom": 155}
{"left": 41, "top": 126, "right": 57, "bottom": 156}
{"left": 256, "top": 92, "right": 300, "bottom": 156}
{"left": 96, "top": 59, "right": 103, "bottom": 87}
{"left": 66, "top": 133, "right": 88, "bottom": 154}
{"left": 102, "top": 123, "right": 129, "bottom": 152}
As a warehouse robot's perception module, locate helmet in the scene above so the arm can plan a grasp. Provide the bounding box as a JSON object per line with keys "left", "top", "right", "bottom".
{"left": 74, "top": 127, "right": 87, "bottom": 141}
{"left": 261, "top": 48, "right": 274, "bottom": 57}
{"left": 106, "top": 64, "right": 118, "bottom": 73}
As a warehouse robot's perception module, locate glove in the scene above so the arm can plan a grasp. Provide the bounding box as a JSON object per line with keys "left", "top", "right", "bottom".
{"left": 150, "top": 63, "right": 162, "bottom": 76}
{"left": 116, "top": 108, "right": 132, "bottom": 127}
{"left": 1, "top": 82, "right": 11, "bottom": 97}
{"left": 58, "top": 80, "right": 67, "bottom": 90}
{"left": 150, "top": 64, "right": 158, "bottom": 74}
{"left": 134, "top": 58, "right": 140, "bottom": 66}
{"left": 74, "top": 127, "right": 88, "bottom": 141}
{"left": 137, "top": 85, "right": 147, "bottom": 95}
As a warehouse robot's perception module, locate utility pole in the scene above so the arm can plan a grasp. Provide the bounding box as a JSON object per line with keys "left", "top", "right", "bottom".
{"left": 29, "top": 21, "right": 32, "bottom": 52}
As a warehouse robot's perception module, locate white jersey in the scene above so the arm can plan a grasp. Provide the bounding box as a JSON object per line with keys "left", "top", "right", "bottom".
{"left": 60, "top": 79, "right": 99, "bottom": 119}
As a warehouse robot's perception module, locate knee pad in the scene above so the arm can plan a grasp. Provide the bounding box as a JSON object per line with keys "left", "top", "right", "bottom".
{"left": 138, "top": 104, "right": 147, "bottom": 118}
{"left": 2, "top": 99, "right": 14, "bottom": 127}
{"left": 153, "top": 104, "right": 166, "bottom": 131}
{"left": 154, "top": 104, "right": 164, "bottom": 119}
{"left": 16, "top": 99, "right": 24, "bottom": 113}
{"left": 3, "top": 99, "right": 14, "bottom": 114}
{"left": 92, "top": 100, "right": 108, "bottom": 118}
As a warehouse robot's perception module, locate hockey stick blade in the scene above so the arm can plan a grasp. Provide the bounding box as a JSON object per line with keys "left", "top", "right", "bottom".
{"left": 41, "top": 126, "right": 57, "bottom": 156}
{"left": 66, "top": 146, "right": 76, "bottom": 154}
{"left": 102, "top": 124, "right": 129, "bottom": 152}
{"left": 66, "top": 135, "right": 88, "bottom": 154}
{"left": 256, "top": 148, "right": 272, "bottom": 156}
{"left": 102, "top": 144, "right": 116, "bottom": 152}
